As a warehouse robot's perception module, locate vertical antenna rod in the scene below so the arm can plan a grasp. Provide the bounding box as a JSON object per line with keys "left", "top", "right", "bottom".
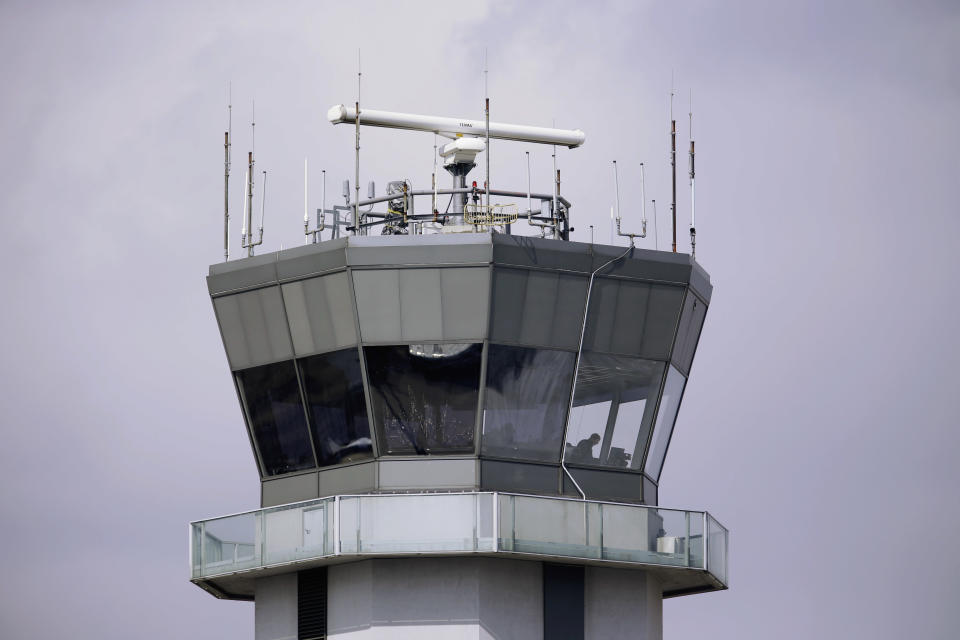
{"left": 303, "top": 158, "right": 309, "bottom": 245}
{"left": 246, "top": 151, "right": 254, "bottom": 257}
{"left": 224, "top": 86, "right": 231, "bottom": 262}
{"left": 432, "top": 134, "right": 438, "bottom": 217}
{"left": 689, "top": 92, "right": 696, "bottom": 259}
{"left": 484, "top": 49, "right": 490, "bottom": 211}
{"left": 354, "top": 50, "right": 361, "bottom": 235}
{"left": 525, "top": 151, "right": 532, "bottom": 213}
{"left": 652, "top": 199, "right": 659, "bottom": 251}
{"left": 259, "top": 170, "right": 267, "bottom": 242}
{"left": 613, "top": 160, "right": 621, "bottom": 222}
{"left": 320, "top": 169, "right": 326, "bottom": 241}
{"left": 670, "top": 88, "right": 677, "bottom": 253}
{"left": 552, "top": 120, "right": 559, "bottom": 239}
{"left": 640, "top": 162, "right": 648, "bottom": 238}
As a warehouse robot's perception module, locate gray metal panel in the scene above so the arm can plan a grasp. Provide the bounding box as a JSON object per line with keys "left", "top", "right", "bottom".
{"left": 213, "top": 286, "right": 294, "bottom": 370}
{"left": 562, "top": 467, "right": 645, "bottom": 503}
{"left": 672, "top": 290, "right": 708, "bottom": 375}
{"left": 282, "top": 271, "right": 357, "bottom": 357}
{"left": 596, "top": 245, "right": 695, "bottom": 285}
{"left": 275, "top": 237, "right": 348, "bottom": 281}
{"left": 642, "top": 476, "right": 658, "bottom": 506}
{"left": 440, "top": 267, "right": 490, "bottom": 340}
{"left": 353, "top": 269, "right": 402, "bottom": 342}
{"left": 480, "top": 460, "right": 559, "bottom": 494}
{"left": 377, "top": 459, "right": 478, "bottom": 490}
{"left": 689, "top": 260, "right": 713, "bottom": 303}
{"left": 583, "top": 279, "right": 684, "bottom": 360}
{"left": 318, "top": 462, "right": 376, "bottom": 497}
{"left": 640, "top": 285, "right": 685, "bottom": 360}
{"left": 208, "top": 252, "right": 278, "bottom": 295}
{"left": 399, "top": 269, "right": 443, "bottom": 340}
{"left": 490, "top": 268, "right": 587, "bottom": 350}
{"left": 491, "top": 234, "right": 593, "bottom": 272}
{"left": 261, "top": 472, "right": 319, "bottom": 507}
{"left": 348, "top": 233, "right": 493, "bottom": 266}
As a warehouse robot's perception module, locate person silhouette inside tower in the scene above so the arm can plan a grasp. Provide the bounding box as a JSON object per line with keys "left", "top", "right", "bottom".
{"left": 572, "top": 433, "right": 601, "bottom": 463}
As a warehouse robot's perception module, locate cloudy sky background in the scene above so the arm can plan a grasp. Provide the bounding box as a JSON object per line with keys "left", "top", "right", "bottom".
{"left": 1, "top": 1, "right": 958, "bottom": 637}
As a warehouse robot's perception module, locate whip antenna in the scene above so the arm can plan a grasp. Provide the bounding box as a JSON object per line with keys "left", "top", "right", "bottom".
{"left": 223, "top": 83, "right": 231, "bottom": 262}
{"left": 354, "top": 49, "right": 361, "bottom": 234}
{"left": 689, "top": 91, "right": 696, "bottom": 259}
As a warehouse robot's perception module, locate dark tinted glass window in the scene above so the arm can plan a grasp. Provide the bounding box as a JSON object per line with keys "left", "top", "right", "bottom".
{"left": 365, "top": 343, "right": 482, "bottom": 454}
{"left": 644, "top": 365, "right": 686, "bottom": 481}
{"left": 236, "top": 361, "right": 315, "bottom": 476}
{"left": 299, "top": 349, "right": 372, "bottom": 467}
{"left": 481, "top": 345, "right": 575, "bottom": 462}
{"left": 672, "top": 291, "right": 707, "bottom": 375}
{"left": 565, "top": 354, "right": 664, "bottom": 470}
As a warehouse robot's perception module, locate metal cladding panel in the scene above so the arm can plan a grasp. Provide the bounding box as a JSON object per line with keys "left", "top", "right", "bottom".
{"left": 399, "top": 269, "right": 444, "bottom": 340}
{"left": 261, "top": 472, "right": 320, "bottom": 507}
{"left": 317, "top": 462, "right": 376, "bottom": 497}
{"left": 440, "top": 268, "right": 490, "bottom": 340}
{"left": 283, "top": 272, "right": 358, "bottom": 357}
{"left": 275, "top": 238, "right": 348, "bottom": 280}
{"left": 347, "top": 233, "right": 492, "bottom": 266}
{"left": 642, "top": 476, "right": 658, "bottom": 506}
{"left": 689, "top": 260, "right": 713, "bottom": 303}
{"left": 207, "top": 253, "right": 278, "bottom": 295}
{"left": 596, "top": 246, "right": 695, "bottom": 284}
{"left": 480, "top": 460, "right": 560, "bottom": 494}
{"left": 490, "top": 267, "right": 587, "bottom": 350}
{"left": 562, "top": 467, "right": 645, "bottom": 503}
{"left": 583, "top": 279, "right": 684, "bottom": 360}
{"left": 354, "top": 267, "right": 490, "bottom": 343}
{"left": 213, "top": 286, "right": 294, "bottom": 370}
{"left": 492, "top": 235, "right": 593, "bottom": 272}
{"left": 672, "top": 290, "right": 708, "bottom": 375}
{"left": 378, "top": 459, "right": 477, "bottom": 490}
{"left": 352, "top": 269, "right": 402, "bottom": 342}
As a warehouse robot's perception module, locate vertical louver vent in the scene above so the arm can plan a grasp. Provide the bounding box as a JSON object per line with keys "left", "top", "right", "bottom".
{"left": 298, "top": 567, "right": 327, "bottom": 640}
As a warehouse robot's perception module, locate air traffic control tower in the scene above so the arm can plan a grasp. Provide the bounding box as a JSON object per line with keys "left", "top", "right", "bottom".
{"left": 190, "top": 107, "right": 729, "bottom": 640}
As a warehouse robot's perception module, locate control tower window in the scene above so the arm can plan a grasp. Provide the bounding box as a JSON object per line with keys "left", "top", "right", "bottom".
{"left": 299, "top": 348, "right": 372, "bottom": 467}
{"left": 565, "top": 354, "right": 664, "bottom": 471}
{"left": 481, "top": 345, "right": 575, "bottom": 463}
{"left": 644, "top": 365, "right": 687, "bottom": 481}
{"left": 236, "top": 361, "right": 316, "bottom": 476}
{"left": 364, "top": 343, "right": 482, "bottom": 455}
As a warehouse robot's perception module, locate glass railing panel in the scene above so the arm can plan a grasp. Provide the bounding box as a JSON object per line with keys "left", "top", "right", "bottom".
{"left": 508, "top": 495, "right": 600, "bottom": 558}
{"left": 688, "top": 512, "right": 705, "bottom": 569}
{"left": 650, "top": 508, "right": 693, "bottom": 567}
{"left": 498, "top": 493, "right": 516, "bottom": 551}
{"left": 706, "top": 514, "right": 728, "bottom": 585}
{"left": 339, "top": 497, "right": 360, "bottom": 554}
{"left": 350, "top": 494, "right": 487, "bottom": 553}
{"left": 199, "top": 512, "right": 258, "bottom": 577}
{"left": 598, "top": 502, "right": 659, "bottom": 563}
{"left": 262, "top": 499, "right": 333, "bottom": 565}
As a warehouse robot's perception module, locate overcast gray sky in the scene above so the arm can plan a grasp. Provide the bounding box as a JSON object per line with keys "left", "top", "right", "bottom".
{"left": 1, "top": 1, "right": 958, "bottom": 638}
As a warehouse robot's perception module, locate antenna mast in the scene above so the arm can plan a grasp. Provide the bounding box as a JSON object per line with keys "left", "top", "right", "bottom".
{"left": 224, "top": 84, "right": 231, "bottom": 262}
{"left": 614, "top": 160, "right": 646, "bottom": 246}
{"left": 484, "top": 49, "right": 490, "bottom": 211}
{"left": 689, "top": 92, "right": 696, "bottom": 259}
{"left": 670, "top": 86, "right": 677, "bottom": 253}
{"left": 303, "top": 158, "right": 309, "bottom": 245}
{"left": 432, "top": 134, "right": 438, "bottom": 217}
{"left": 354, "top": 50, "right": 361, "bottom": 235}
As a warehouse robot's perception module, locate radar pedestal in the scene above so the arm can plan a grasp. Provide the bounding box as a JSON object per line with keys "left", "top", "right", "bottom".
{"left": 191, "top": 233, "right": 728, "bottom": 639}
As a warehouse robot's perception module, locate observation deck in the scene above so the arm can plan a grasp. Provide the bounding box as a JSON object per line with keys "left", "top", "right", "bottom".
{"left": 207, "top": 232, "right": 711, "bottom": 507}
{"left": 191, "top": 491, "right": 728, "bottom": 600}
